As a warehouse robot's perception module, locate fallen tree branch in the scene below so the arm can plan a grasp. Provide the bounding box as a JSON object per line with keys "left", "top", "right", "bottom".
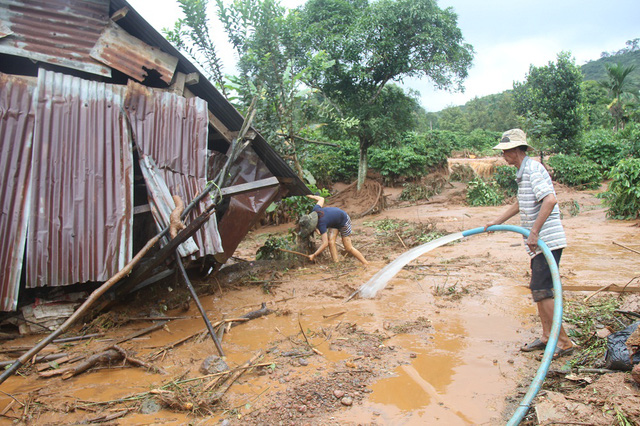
{"left": 111, "top": 345, "right": 166, "bottom": 375}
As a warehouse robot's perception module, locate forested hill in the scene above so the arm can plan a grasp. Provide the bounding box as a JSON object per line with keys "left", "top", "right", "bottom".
{"left": 581, "top": 49, "right": 640, "bottom": 87}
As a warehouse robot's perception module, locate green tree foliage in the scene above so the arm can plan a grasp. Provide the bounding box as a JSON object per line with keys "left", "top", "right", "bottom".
{"left": 296, "top": 0, "right": 474, "bottom": 189}
{"left": 581, "top": 80, "right": 612, "bottom": 129}
{"left": 513, "top": 52, "right": 584, "bottom": 154}
{"left": 164, "top": 0, "right": 228, "bottom": 97}
{"left": 438, "top": 92, "right": 519, "bottom": 133}
{"left": 599, "top": 62, "right": 637, "bottom": 130}
{"left": 601, "top": 158, "right": 640, "bottom": 219}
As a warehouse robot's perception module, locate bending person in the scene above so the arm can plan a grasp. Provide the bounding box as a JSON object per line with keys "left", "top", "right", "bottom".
{"left": 298, "top": 195, "right": 369, "bottom": 265}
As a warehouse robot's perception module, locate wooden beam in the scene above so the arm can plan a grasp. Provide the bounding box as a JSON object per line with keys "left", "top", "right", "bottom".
{"left": 169, "top": 72, "right": 187, "bottom": 96}
{"left": 220, "top": 177, "right": 280, "bottom": 197}
{"left": 184, "top": 88, "right": 237, "bottom": 143}
{"left": 110, "top": 6, "right": 129, "bottom": 21}
{"left": 564, "top": 284, "right": 640, "bottom": 293}
{"left": 185, "top": 72, "right": 200, "bottom": 85}
{"left": 133, "top": 204, "right": 151, "bottom": 215}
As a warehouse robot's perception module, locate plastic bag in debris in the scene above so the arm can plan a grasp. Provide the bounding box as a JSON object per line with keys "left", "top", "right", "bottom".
{"left": 604, "top": 321, "right": 640, "bottom": 371}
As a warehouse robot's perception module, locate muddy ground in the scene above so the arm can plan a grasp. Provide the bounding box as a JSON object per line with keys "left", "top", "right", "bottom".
{"left": 1, "top": 159, "right": 640, "bottom": 425}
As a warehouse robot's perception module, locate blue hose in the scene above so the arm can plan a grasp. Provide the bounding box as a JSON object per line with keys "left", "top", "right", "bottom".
{"left": 462, "top": 225, "right": 562, "bottom": 425}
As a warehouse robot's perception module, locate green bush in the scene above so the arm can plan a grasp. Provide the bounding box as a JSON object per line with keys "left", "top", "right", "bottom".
{"left": 547, "top": 154, "right": 602, "bottom": 189}
{"left": 493, "top": 165, "right": 518, "bottom": 197}
{"left": 466, "top": 177, "right": 504, "bottom": 206}
{"left": 615, "top": 122, "right": 640, "bottom": 159}
{"left": 581, "top": 129, "right": 623, "bottom": 172}
{"left": 601, "top": 158, "right": 640, "bottom": 219}
{"left": 369, "top": 145, "right": 428, "bottom": 183}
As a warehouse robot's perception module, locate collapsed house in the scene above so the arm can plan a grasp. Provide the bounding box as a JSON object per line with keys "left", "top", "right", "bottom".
{"left": 0, "top": 0, "right": 308, "bottom": 316}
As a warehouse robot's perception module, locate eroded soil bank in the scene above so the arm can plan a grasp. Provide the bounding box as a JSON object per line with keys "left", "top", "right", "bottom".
{"left": 1, "top": 176, "right": 639, "bottom": 425}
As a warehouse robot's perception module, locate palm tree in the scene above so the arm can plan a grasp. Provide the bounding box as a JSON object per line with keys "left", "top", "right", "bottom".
{"left": 599, "top": 63, "right": 637, "bottom": 130}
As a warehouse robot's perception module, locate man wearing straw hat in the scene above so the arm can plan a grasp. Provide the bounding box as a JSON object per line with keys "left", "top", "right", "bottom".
{"left": 484, "top": 129, "right": 574, "bottom": 358}
{"left": 298, "top": 195, "right": 369, "bottom": 266}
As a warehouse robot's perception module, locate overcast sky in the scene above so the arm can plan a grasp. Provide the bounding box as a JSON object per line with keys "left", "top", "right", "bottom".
{"left": 128, "top": 0, "right": 639, "bottom": 112}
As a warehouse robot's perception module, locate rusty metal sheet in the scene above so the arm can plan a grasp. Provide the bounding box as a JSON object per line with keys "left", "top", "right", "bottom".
{"left": 216, "top": 148, "right": 281, "bottom": 261}
{"left": 26, "top": 69, "right": 134, "bottom": 289}
{"left": 124, "top": 81, "right": 223, "bottom": 258}
{"left": 0, "top": 20, "right": 12, "bottom": 38}
{"left": 90, "top": 20, "right": 178, "bottom": 85}
{"left": 138, "top": 154, "right": 199, "bottom": 258}
{"left": 0, "top": 0, "right": 111, "bottom": 77}
{"left": 0, "top": 72, "right": 35, "bottom": 311}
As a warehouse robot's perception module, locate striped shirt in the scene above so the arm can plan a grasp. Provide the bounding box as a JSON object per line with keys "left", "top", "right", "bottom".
{"left": 516, "top": 156, "right": 567, "bottom": 256}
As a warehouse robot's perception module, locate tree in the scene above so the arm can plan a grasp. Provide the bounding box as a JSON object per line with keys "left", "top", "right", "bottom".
{"left": 599, "top": 62, "right": 637, "bottom": 131}
{"left": 296, "top": 0, "right": 474, "bottom": 189}
{"left": 164, "top": 0, "right": 228, "bottom": 97}
{"left": 168, "top": 0, "right": 335, "bottom": 180}
{"left": 513, "top": 52, "right": 583, "bottom": 154}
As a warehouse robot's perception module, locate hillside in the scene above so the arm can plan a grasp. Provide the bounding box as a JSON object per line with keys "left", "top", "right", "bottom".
{"left": 581, "top": 49, "right": 640, "bottom": 87}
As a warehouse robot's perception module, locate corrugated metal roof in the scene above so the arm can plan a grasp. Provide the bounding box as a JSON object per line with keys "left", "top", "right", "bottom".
{"left": 26, "top": 69, "right": 134, "bottom": 288}
{"left": 0, "top": 72, "right": 35, "bottom": 311}
{"left": 109, "top": 0, "right": 309, "bottom": 197}
{"left": 0, "top": 0, "right": 112, "bottom": 77}
{"left": 90, "top": 20, "right": 178, "bottom": 85}
{"left": 124, "top": 80, "right": 223, "bottom": 258}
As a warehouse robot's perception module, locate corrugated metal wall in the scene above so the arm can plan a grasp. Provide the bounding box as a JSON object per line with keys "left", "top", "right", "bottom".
{"left": 26, "top": 69, "right": 133, "bottom": 288}
{"left": 124, "top": 80, "right": 223, "bottom": 258}
{"left": 0, "top": 73, "right": 35, "bottom": 311}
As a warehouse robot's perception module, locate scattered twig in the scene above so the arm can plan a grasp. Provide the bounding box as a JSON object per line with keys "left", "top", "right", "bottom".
{"left": 86, "top": 408, "right": 134, "bottom": 423}
{"left": 208, "top": 351, "right": 264, "bottom": 402}
{"left": 396, "top": 232, "right": 407, "bottom": 249}
{"left": 322, "top": 311, "right": 346, "bottom": 320}
{"left": 53, "top": 333, "right": 103, "bottom": 344}
{"left": 0, "top": 353, "right": 67, "bottom": 368}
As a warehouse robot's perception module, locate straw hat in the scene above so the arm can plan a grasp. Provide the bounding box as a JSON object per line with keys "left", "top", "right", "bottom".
{"left": 493, "top": 129, "right": 532, "bottom": 151}
{"left": 298, "top": 211, "right": 318, "bottom": 237}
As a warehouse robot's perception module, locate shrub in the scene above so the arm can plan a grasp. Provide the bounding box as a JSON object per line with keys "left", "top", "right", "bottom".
{"left": 616, "top": 122, "right": 640, "bottom": 159}
{"left": 369, "top": 145, "right": 428, "bottom": 184}
{"left": 581, "top": 129, "right": 623, "bottom": 172}
{"left": 399, "top": 174, "right": 446, "bottom": 202}
{"left": 493, "top": 165, "right": 518, "bottom": 197}
{"left": 547, "top": 154, "right": 602, "bottom": 189}
{"left": 466, "top": 177, "right": 504, "bottom": 206}
{"left": 601, "top": 158, "right": 640, "bottom": 219}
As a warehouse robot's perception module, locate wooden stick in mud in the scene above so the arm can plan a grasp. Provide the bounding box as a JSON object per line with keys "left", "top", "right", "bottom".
{"left": 175, "top": 250, "right": 225, "bottom": 357}
{"left": 613, "top": 241, "right": 640, "bottom": 256}
{"left": 277, "top": 248, "right": 310, "bottom": 258}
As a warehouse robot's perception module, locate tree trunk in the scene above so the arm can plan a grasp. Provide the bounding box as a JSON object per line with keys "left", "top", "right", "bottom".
{"left": 357, "top": 140, "right": 368, "bottom": 191}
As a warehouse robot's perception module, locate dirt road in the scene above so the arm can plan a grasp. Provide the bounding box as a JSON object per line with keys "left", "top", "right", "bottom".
{"left": 1, "top": 180, "right": 639, "bottom": 425}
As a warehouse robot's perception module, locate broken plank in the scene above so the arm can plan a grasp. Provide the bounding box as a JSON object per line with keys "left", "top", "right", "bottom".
{"left": 220, "top": 177, "right": 280, "bottom": 197}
